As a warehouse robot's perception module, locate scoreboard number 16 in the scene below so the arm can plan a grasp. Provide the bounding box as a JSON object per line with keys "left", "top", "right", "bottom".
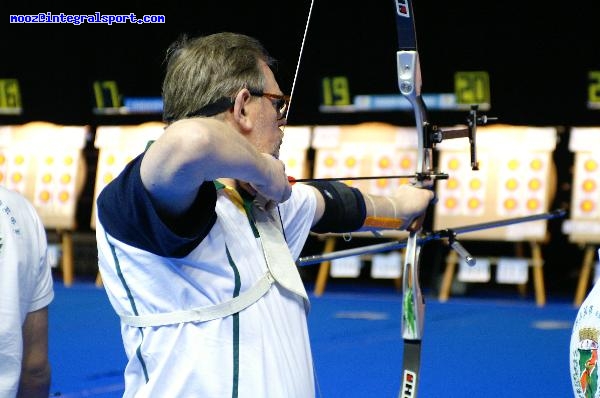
{"left": 0, "top": 79, "right": 22, "bottom": 114}
{"left": 588, "top": 71, "right": 600, "bottom": 109}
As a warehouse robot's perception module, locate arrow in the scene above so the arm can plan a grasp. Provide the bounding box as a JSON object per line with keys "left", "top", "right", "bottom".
{"left": 287, "top": 173, "right": 449, "bottom": 185}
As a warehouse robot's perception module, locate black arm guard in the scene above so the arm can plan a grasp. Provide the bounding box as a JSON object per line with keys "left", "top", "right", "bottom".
{"left": 307, "top": 181, "right": 366, "bottom": 233}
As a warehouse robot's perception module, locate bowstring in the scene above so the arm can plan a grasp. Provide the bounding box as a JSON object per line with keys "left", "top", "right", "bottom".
{"left": 278, "top": 2, "right": 324, "bottom": 398}
{"left": 284, "top": 0, "right": 315, "bottom": 123}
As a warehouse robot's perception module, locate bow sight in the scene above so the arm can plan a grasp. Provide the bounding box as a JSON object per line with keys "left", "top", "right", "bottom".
{"left": 427, "top": 104, "right": 498, "bottom": 172}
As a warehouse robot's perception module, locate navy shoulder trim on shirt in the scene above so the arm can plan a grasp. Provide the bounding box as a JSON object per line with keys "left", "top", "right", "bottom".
{"left": 97, "top": 154, "right": 217, "bottom": 257}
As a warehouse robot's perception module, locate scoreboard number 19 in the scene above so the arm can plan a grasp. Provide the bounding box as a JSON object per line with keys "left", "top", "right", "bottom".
{"left": 321, "top": 76, "right": 351, "bottom": 106}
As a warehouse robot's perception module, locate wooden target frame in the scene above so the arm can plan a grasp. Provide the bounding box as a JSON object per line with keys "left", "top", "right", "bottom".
{"left": 91, "top": 122, "right": 166, "bottom": 230}
{"left": 310, "top": 122, "right": 419, "bottom": 295}
{"left": 433, "top": 124, "right": 558, "bottom": 305}
{"left": 563, "top": 127, "right": 600, "bottom": 306}
{"left": 0, "top": 121, "right": 88, "bottom": 285}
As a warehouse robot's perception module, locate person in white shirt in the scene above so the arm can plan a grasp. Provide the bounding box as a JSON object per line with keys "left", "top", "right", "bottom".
{"left": 96, "top": 31, "right": 433, "bottom": 397}
{"left": 571, "top": 248, "right": 600, "bottom": 398}
{"left": 0, "top": 186, "right": 54, "bottom": 398}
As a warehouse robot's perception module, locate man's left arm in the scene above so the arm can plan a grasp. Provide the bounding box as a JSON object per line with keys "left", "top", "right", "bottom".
{"left": 306, "top": 181, "right": 433, "bottom": 233}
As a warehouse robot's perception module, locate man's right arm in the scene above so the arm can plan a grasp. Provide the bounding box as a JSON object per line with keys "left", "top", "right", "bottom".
{"left": 140, "top": 118, "right": 290, "bottom": 218}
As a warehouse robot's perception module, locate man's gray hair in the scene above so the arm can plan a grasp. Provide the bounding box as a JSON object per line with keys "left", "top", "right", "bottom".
{"left": 162, "top": 32, "right": 276, "bottom": 123}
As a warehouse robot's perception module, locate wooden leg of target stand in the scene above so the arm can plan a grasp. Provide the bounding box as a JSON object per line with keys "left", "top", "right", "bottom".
{"left": 95, "top": 272, "right": 104, "bottom": 287}
{"left": 515, "top": 242, "right": 528, "bottom": 298}
{"left": 530, "top": 241, "right": 546, "bottom": 307}
{"left": 438, "top": 249, "right": 458, "bottom": 302}
{"left": 574, "top": 245, "right": 596, "bottom": 307}
{"left": 60, "top": 230, "right": 74, "bottom": 287}
{"left": 313, "top": 237, "right": 336, "bottom": 297}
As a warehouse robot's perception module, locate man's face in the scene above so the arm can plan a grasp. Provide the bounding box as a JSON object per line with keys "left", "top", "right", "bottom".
{"left": 245, "top": 61, "right": 287, "bottom": 159}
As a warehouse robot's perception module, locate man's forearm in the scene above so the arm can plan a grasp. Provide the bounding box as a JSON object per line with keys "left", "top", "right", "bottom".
{"left": 17, "top": 364, "right": 51, "bottom": 398}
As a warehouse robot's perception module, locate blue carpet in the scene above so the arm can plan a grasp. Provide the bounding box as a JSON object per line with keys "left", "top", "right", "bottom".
{"left": 309, "top": 291, "right": 577, "bottom": 397}
{"left": 48, "top": 281, "right": 578, "bottom": 397}
{"left": 48, "top": 283, "right": 125, "bottom": 397}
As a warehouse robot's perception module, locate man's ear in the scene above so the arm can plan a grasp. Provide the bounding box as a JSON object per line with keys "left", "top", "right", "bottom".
{"left": 231, "top": 89, "right": 253, "bottom": 132}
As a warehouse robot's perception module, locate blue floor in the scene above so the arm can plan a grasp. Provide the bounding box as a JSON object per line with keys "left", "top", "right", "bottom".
{"left": 48, "top": 281, "right": 578, "bottom": 397}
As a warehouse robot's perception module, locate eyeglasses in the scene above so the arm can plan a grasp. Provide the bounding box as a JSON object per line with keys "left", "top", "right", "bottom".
{"left": 248, "top": 90, "right": 290, "bottom": 120}
{"left": 173, "top": 89, "right": 290, "bottom": 122}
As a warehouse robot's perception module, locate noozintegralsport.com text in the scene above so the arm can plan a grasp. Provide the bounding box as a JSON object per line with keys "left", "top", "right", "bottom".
{"left": 9, "top": 12, "right": 165, "bottom": 25}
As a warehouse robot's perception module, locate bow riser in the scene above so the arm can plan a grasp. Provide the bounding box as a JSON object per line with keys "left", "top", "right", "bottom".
{"left": 397, "top": 51, "right": 434, "bottom": 177}
{"left": 398, "top": 50, "right": 427, "bottom": 343}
